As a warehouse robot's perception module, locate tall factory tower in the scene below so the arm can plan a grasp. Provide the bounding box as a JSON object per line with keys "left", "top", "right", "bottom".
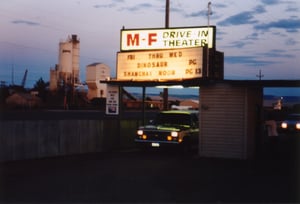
{"left": 50, "top": 35, "right": 80, "bottom": 91}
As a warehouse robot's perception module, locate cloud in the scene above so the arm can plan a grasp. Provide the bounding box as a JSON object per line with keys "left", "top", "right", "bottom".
{"left": 185, "top": 10, "right": 207, "bottom": 18}
{"left": 259, "top": 49, "right": 295, "bottom": 58}
{"left": 170, "top": 7, "right": 184, "bottom": 13}
{"left": 11, "top": 20, "right": 40, "bottom": 26}
{"left": 225, "top": 56, "right": 275, "bottom": 66}
{"left": 253, "top": 5, "right": 266, "bottom": 14}
{"left": 254, "top": 18, "right": 300, "bottom": 32}
{"left": 286, "top": 6, "right": 299, "bottom": 12}
{"left": 218, "top": 11, "right": 258, "bottom": 26}
{"left": 214, "top": 3, "right": 228, "bottom": 9}
{"left": 226, "top": 49, "right": 294, "bottom": 68}
{"left": 244, "top": 32, "right": 259, "bottom": 41}
{"left": 120, "top": 3, "right": 154, "bottom": 12}
{"left": 94, "top": 4, "right": 116, "bottom": 8}
{"left": 217, "top": 4, "right": 267, "bottom": 26}
{"left": 183, "top": 3, "right": 227, "bottom": 18}
{"left": 94, "top": 0, "right": 124, "bottom": 9}
{"left": 261, "top": 0, "right": 280, "bottom": 5}
{"left": 230, "top": 41, "right": 250, "bottom": 49}
{"left": 285, "top": 38, "right": 298, "bottom": 46}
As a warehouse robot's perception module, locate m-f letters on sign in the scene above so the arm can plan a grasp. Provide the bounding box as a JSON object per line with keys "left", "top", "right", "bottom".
{"left": 148, "top": 33, "right": 157, "bottom": 45}
{"left": 126, "top": 33, "right": 157, "bottom": 46}
{"left": 127, "top": 34, "right": 139, "bottom": 46}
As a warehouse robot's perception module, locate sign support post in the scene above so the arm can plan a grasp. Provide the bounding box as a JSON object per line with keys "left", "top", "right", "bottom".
{"left": 163, "top": 0, "right": 170, "bottom": 110}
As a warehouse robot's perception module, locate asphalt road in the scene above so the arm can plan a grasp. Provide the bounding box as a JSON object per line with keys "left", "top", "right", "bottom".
{"left": 0, "top": 148, "right": 299, "bottom": 203}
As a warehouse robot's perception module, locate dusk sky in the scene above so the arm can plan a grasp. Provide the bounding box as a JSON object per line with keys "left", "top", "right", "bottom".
{"left": 0, "top": 0, "right": 299, "bottom": 96}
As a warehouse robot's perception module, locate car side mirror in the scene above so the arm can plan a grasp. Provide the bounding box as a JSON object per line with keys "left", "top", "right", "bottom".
{"left": 192, "top": 121, "right": 199, "bottom": 128}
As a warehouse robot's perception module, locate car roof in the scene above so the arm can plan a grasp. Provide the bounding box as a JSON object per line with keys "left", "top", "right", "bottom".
{"left": 286, "top": 113, "right": 300, "bottom": 119}
{"left": 160, "top": 110, "right": 199, "bottom": 115}
{"left": 288, "top": 113, "right": 300, "bottom": 116}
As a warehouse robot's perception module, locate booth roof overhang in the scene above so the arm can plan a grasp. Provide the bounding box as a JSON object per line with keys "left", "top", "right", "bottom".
{"left": 101, "top": 78, "right": 300, "bottom": 88}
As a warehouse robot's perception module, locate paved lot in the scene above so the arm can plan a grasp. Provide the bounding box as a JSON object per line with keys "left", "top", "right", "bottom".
{"left": 0, "top": 148, "right": 299, "bottom": 203}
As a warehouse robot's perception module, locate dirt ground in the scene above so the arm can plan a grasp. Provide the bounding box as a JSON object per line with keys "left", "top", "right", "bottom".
{"left": 0, "top": 143, "right": 299, "bottom": 203}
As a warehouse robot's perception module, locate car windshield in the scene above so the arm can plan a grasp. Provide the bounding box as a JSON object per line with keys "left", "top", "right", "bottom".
{"left": 155, "top": 113, "right": 191, "bottom": 126}
{"left": 287, "top": 114, "right": 300, "bottom": 120}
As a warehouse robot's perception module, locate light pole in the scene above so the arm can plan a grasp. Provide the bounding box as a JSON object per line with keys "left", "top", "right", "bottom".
{"left": 206, "top": 2, "right": 212, "bottom": 78}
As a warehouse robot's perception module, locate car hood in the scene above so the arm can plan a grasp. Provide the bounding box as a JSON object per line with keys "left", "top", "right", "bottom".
{"left": 283, "top": 120, "right": 300, "bottom": 124}
{"left": 140, "top": 124, "right": 190, "bottom": 131}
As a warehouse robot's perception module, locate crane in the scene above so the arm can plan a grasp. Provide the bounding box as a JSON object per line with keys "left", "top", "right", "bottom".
{"left": 21, "top": 69, "right": 28, "bottom": 88}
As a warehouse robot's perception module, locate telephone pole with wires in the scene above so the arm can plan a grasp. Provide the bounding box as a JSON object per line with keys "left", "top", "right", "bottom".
{"left": 256, "top": 69, "right": 264, "bottom": 80}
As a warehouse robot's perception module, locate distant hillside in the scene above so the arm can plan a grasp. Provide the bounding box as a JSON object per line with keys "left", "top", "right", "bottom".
{"left": 264, "top": 95, "right": 300, "bottom": 107}
{"left": 264, "top": 95, "right": 300, "bottom": 101}
{"left": 131, "top": 92, "right": 299, "bottom": 101}
{"left": 130, "top": 92, "right": 198, "bottom": 100}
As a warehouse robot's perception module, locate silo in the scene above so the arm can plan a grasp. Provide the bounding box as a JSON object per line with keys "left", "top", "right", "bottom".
{"left": 71, "top": 35, "right": 80, "bottom": 84}
{"left": 86, "top": 63, "right": 110, "bottom": 99}
{"left": 49, "top": 65, "right": 59, "bottom": 91}
{"left": 58, "top": 41, "right": 72, "bottom": 83}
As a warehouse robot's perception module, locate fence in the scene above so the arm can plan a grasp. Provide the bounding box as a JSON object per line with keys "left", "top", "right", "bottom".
{"left": 0, "top": 111, "right": 156, "bottom": 162}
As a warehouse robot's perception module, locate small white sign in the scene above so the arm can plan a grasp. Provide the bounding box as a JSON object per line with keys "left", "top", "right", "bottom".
{"left": 106, "top": 85, "right": 119, "bottom": 115}
{"left": 117, "top": 47, "right": 204, "bottom": 81}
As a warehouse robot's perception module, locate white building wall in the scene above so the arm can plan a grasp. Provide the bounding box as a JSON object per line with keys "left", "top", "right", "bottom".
{"left": 86, "top": 63, "right": 110, "bottom": 100}
{"left": 199, "top": 83, "right": 263, "bottom": 159}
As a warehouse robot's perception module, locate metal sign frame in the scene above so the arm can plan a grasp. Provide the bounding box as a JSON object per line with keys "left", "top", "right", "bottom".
{"left": 116, "top": 47, "right": 205, "bottom": 81}
{"left": 120, "top": 26, "right": 216, "bottom": 51}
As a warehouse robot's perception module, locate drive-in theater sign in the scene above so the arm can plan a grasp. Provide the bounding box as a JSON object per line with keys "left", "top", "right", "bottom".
{"left": 117, "top": 47, "right": 204, "bottom": 81}
{"left": 106, "top": 26, "right": 222, "bottom": 114}
{"left": 121, "top": 27, "right": 215, "bottom": 51}
{"left": 117, "top": 26, "right": 217, "bottom": 81}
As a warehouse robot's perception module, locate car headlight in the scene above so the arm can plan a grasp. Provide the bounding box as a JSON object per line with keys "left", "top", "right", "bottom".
{"left": 137, "top": 130, "right": 143, "bottom": 135}
{"left": 281, "top": 122, "right": 288, "bottom": 129}
{"left": 296, "top": 123, "right": 300, "bottom": 130}
{"left": 171, "top": 131, "right": 178, "bottom": 137}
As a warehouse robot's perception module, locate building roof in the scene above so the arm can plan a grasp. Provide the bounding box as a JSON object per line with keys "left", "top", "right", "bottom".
{"left": 87, "top": 62, "right": 103, "bottom": 67}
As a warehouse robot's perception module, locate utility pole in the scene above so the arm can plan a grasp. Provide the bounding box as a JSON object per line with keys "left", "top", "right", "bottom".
{"left": 165, "top": 0, "right": 169, "bottom": 28}
{"left": 163, "top": 0, "right": 170, "bottom": 110}
{"left": 256, "top": 69, "right": 264, "bottom": 80}
{"left": 206, "top": 2, "right": 212, "bottom": 78}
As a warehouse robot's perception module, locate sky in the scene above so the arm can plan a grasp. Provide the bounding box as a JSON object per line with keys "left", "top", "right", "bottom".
{"left": 0, "top": 0, "right": 299, "bottom": 96}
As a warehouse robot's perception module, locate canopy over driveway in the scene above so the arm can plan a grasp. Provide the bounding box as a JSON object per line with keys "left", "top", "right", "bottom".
{"left": 102, "top": 78, "right": 300, "bottom": 88}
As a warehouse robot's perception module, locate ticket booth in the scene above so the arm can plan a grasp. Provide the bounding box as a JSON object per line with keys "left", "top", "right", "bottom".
{"left": 199, "top": 82, "right": 263, "bottom": 159}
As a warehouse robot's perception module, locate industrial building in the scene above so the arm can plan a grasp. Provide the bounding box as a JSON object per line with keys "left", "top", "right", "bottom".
{"left": 49, "top": 35, "right": 80, "bottom": 91}
{"left": 86, "top": 63, "right": 110, "bottom": 100}
{"left": 49, "top": 35, "right": 111, "bottom": 103}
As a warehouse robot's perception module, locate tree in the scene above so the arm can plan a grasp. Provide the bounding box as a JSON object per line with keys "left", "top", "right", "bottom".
{"left": 33, "top": 77, "right": 49, "bottom": 102}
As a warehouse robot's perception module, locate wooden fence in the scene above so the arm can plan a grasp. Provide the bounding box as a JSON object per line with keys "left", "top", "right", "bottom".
{"left": 0, "top": 111, "right": 156, "bottom": 162}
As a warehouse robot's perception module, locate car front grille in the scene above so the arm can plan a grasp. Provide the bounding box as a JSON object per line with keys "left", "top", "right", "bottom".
{"left": 144, "top": 131, "right": 169, "bottom": 141}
